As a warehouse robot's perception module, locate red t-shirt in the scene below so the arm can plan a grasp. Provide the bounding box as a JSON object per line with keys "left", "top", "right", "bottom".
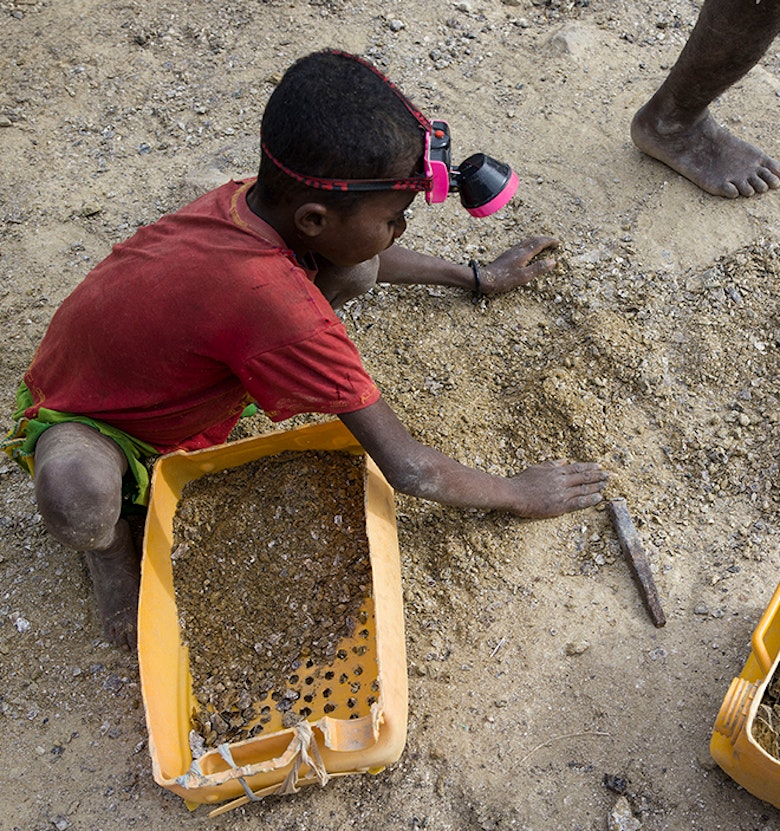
{"left": 23, "top": 179, "right": 379, "bottom": 453}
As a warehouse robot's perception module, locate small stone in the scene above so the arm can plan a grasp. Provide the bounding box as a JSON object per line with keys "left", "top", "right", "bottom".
{"left": 565, "top": 640, "right": 590, "bottom": 656}
{"left": 102, "top": 673, "right": 124, "bottom": 693}
{"left": 173, "top": 451, "right": 374, "bottom": 748}
{"left": 685, "top": 267, "right": 723, "bottom": 292}
{"left": 697, "top": 751, "right": 717, "bottom": 771}
{"left": 546, "top": 22, "right": 598, "bottom": 58}
{"left": 608, "top": 796, "right": 641, "bottom": 831}
{"left": 387, "top": 18, "right": 405, "bottom": 31}
{"left": 78, "top": 201, "right": 102, "bottom": 218}
{"left": 647, "top": 647, "right": 668, "bottom": 661}
{"left": 604, "top": 773, "right": 628, "bottom": 794}
{"left": 0, "top": 116, "right": 13, "bottom": 127}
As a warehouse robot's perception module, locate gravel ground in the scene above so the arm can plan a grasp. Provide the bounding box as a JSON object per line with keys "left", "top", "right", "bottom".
{"left": 3, "top": 1, "right": 780, "bottom": 829}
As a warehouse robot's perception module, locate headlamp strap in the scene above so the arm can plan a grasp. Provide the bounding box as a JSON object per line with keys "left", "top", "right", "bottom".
{"left": 260, "top": 141, "right": 430, "bottom": 194}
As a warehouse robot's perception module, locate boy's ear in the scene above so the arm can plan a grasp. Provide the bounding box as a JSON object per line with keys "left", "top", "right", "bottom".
{"left": 294, "top": 202, "right": 331, "bottom": 239}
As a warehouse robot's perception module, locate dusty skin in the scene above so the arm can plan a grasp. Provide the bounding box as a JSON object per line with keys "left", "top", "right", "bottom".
{"left": 631, "top": 105, "right": 780, "bottom": 198}
{"left": 83, "top": 524, "right": 140, "bottom": 652}
{"left": 5, "top": 1, "right": 780, "bottom": 830}
{"left": 476, "top": 235, "right": 560, "bottom": 295}
{"left": 32, "top": 422, "right": 139, "bottom": 650}
{"left": 507, "top": 459, "right": 608, "bottom": 519}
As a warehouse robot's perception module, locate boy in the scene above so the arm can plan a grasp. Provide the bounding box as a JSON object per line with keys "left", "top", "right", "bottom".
{"left": 5, "top": 51, "right": 607, "bottom": 650}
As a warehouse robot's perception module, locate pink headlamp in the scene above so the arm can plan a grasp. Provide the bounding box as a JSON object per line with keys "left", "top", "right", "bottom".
{"left": 423, "top": 119, "right": 519, "bottom": 217}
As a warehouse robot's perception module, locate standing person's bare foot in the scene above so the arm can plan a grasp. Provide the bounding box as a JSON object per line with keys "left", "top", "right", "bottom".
{"left": 85, "top": 519, "right": 140, "bottom": 651}
{"left": 631, "top": 103, "right": 780, "bottom": 198}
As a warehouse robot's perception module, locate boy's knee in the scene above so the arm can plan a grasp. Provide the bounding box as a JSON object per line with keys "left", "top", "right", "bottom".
{"left": 315, "top": 257, "right": 380, "bottom": 309}
{"left": 34, "top": 426, "right": 125, "bottom": 551}
{"left": 36, "top": 459, "right": 123, "bottom": 549}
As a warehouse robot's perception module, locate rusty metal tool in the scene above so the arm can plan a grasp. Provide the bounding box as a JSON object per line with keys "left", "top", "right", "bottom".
{"left": 607, "top": 497, "right": 666, "bottom": 628}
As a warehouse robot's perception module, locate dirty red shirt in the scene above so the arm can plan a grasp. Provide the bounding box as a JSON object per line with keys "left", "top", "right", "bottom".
{"left": 23, "top": 179, "right": 379, "bottom": 453}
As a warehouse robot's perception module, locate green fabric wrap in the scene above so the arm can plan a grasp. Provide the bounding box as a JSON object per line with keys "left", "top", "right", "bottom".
{"left": 2, "top": 383, "right": 158, "bottom": 507}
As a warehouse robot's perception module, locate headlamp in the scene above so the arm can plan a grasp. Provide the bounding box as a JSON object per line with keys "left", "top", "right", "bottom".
{"left": 425, "top": 120, "right": 519, "bottom": 217}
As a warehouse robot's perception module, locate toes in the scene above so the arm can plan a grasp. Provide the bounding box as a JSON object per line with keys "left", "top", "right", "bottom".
{"left": 727, "top": 180, "right": 752, "bottom": 198}
{"left": 759, "top": 168, "right": 780, "bottom": 190}
{"left": 98, "top": 606, "right": 138, "bottom": 650}
{"left": 106, "top": 615, "right": 137, "bottom": 651}
{"left": 765, "top": 159, "right": 780, "bottom": 179}
{"left": 731, "top": 168, "right": 780, "bottom": 197}
{"left": 748, "top": 174, "right": 769, "bottom": 194}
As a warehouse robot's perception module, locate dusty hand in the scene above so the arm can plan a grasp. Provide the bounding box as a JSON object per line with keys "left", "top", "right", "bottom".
{"left": 508, "top": 459, "right": 607, "bottom": 518}
{"left": 479, "top": 236, "right": 559, "bottom": 295}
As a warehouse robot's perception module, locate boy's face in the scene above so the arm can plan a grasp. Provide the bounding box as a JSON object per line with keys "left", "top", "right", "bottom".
{"left": 311, "top": 190, "right": 415, "bottom": 267}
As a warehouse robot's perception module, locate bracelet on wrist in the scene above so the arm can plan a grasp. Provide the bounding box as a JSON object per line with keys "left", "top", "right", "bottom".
{"left": 469, "top": 259, "right": 482, "bottom": 302}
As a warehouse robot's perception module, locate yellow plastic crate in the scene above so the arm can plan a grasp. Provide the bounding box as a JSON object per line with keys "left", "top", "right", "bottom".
{"left": 711, "top": 581, "right": 780, "bottom": 808}
{"left": 138, "top": 420, "right": 408, "bottom": 814}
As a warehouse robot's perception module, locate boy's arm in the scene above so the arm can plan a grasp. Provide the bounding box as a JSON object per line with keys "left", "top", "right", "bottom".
{"left": 339, "top": 398, "right": 607, "bottom": 519}
{"left": 377, "top": 236, "right": 559, "bottom": 295}
{"left": 314, "top": 237, "right": 559, "bottom": 309}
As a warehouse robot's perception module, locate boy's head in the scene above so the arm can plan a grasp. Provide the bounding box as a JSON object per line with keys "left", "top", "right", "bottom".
{"left": 257, "top": 50, "right": 426, "bottom": 213}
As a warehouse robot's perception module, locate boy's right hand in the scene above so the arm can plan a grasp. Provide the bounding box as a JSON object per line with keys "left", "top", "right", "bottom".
{"left": 505, "top": 459, "right": 607, "bottom": 518}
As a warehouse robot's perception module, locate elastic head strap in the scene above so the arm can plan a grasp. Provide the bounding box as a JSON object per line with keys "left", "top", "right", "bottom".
{"left": 262, "top": 50, "right": 432, "bottom": 194}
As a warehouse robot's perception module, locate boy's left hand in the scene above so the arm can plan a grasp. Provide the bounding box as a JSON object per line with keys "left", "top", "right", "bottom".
{"left": 479, "top": 236, "right": 559, "bottom": 295}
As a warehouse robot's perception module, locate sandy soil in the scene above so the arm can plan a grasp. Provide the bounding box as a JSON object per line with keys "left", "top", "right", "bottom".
{"left": 3, "top": 1, "right": 780, "bottom": 829}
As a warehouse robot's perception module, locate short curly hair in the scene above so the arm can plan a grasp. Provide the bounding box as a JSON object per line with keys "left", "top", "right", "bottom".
{"left": 256, "top": 51, "right": 425, "bottom": 211}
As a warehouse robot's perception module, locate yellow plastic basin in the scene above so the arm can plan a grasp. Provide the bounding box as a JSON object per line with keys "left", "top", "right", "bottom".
{"left": 711, "top": 581, "right": 780, "bottom": 807}
{"left": 138, "top": 420, "right": 407, "bottom": 812}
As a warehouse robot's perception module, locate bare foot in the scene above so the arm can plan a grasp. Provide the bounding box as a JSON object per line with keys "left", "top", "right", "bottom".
{"left": 85, "top": 519, "right": 140, "bottom": 650}
{"left": 510, "top": 460, "right": 608, "bottom": 518}
{"left": 631, "top": 104, "right": 780, "bottom": 198}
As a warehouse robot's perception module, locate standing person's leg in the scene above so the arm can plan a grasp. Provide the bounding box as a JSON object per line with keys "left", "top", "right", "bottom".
{"left": 631, "top": 0, "right": 780, "bottom": 197}
{"left": 34, "top": 423, "right": 140, "bottom": 650}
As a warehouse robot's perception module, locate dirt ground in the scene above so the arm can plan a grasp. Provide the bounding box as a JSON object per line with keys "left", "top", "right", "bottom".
{"left": 3, "top": 1, "right": 780, "bottom": 829}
